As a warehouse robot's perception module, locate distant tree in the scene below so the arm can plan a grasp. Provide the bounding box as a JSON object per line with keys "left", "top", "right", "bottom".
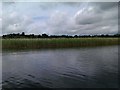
{"left": 38, "top": 35, "right": 42, "bottom": 38}
{"left": 21, "top": 32, "right": 25, "bottom": 36}
{"left": 29, "top": 34, "right": 34, "bottom": 38}
{"left": 74, "top": 35, "right": 78, "bottom": 38}
{"left": 114, "top": 34, "right": 120, "bottom": 37}
{"left": 42, "top": 33, "right": 48, "bottom": 38}
{"left": 2, "top": 32, "right": 120, "bottom": 39}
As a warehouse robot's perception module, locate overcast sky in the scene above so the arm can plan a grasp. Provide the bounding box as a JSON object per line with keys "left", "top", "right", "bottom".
{"left": 2, "top": 2, "right": 118, "bottom": 35}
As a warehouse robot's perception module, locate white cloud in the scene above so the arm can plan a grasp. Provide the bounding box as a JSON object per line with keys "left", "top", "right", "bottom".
{"left": 27, "top": 21, "right": 47, "bottom": 34}
{"left": 2, "top": 11, "right": 33, "bottom": 34}
{"left": 2, "top": 2, "right": 118, "bottom": 35}
{"left": 48, "top": 11, "right": 68, "bottom": 26}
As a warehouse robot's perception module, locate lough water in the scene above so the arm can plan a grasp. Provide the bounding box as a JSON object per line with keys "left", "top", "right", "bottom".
{"left": 2, "top": 46, "right": 118, "bottom": 88}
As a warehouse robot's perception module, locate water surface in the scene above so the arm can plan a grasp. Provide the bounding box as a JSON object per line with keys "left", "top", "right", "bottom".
{"left": 2, "top": 46, "right": 118, "bottom": 88}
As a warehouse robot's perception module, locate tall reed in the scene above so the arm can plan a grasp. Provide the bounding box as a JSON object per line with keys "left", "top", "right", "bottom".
{"left": 2, "top": 38, "right": 119, "bottom": 50}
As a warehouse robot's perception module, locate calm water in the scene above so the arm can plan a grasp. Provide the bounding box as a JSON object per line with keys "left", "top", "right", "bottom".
{"left": 2, "top": 46, "right": 118, "bottom": 88}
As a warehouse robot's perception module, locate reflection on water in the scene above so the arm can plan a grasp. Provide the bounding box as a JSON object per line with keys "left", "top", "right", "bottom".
{"left": 2, "top": 46, "right": 118, "bottom": 88}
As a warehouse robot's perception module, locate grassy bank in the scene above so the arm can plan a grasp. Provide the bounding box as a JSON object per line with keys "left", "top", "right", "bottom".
{"left": 2, "top": 38, "right": 119, "bottom": 50}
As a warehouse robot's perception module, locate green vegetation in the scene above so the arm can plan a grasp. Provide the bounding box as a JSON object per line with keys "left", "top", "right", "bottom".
{"left": 2, "top": 38, "right": 119, "bottom": 50}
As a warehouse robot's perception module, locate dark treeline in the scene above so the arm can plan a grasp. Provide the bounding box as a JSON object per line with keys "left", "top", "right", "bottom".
{"left": 2, "top": 32, "right": 120, "bottom": 39}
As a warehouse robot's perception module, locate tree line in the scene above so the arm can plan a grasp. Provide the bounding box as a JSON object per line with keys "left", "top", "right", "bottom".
{"left": 2, "top": 32, "right": 120, "bottom": 39}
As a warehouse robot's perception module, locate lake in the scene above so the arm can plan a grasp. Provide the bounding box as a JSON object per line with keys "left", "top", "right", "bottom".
{"left": 2, "top": 46, "right": 118, "bottom": 88}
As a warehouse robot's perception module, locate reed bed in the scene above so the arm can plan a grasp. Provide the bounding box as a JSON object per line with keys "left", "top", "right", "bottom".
{"left": 2, "top": 38, "right": 119, "bottom": 50}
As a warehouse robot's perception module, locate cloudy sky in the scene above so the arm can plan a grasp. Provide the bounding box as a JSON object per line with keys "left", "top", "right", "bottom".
{"left": 2, "top": 2, "right": 118, "bottom": 35}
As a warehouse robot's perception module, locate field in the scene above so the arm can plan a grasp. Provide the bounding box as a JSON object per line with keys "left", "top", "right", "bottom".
{"left": 2, "top": 38, "right": 119, "bottom": 50}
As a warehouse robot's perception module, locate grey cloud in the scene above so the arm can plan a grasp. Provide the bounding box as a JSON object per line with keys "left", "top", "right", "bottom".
{"left": 38, "top": 2, "right": 62, "bottom": 10}
{"left": 74, "top": 5, "right": 103, "bottom": 25}
{"left": 96, "top": 2, "right": 118, "bottom": 10}
{"left": 61, "top": 2, "right": 82, "bottom": 6}
{"left": 2, "top": 2, "right": 118, "bottom": 35}
{"left": 3, "top": 2, "right": 15, "bottom": 5}
{"left": 38, "top": 2, "right": 118, "bottom": 11}
{"left": 75, "top": 14, "right": 102, "bottom": 25}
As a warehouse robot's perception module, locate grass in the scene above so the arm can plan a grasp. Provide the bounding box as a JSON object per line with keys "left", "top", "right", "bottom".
{"left": 2, "top": 38, "right": 120, "bottom": 50}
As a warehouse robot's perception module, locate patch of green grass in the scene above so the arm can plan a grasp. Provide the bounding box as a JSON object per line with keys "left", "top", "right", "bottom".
{"left": 2, "top": 38, "right": 119, "bottom": 50}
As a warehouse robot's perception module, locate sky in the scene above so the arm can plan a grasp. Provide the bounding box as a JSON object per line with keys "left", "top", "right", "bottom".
{"left": 2, "top": 2, "right": 118, "bottom": 35}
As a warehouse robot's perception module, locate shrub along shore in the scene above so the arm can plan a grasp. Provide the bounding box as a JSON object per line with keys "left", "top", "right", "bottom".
{"left": 2, "top": 38, "right": 119, "bottom": 50}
